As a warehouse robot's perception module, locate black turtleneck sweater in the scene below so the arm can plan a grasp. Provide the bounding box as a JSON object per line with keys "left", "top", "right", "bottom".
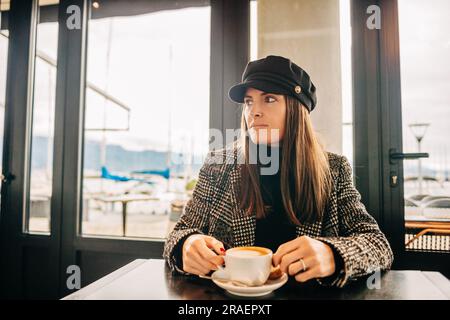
{"left": 253, "top": 144, "right": 297, "bottom": 253}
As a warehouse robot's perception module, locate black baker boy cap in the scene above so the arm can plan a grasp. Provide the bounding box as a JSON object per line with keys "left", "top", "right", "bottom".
{"left": 228, "top": 55, "right": 317, "bottom": 112}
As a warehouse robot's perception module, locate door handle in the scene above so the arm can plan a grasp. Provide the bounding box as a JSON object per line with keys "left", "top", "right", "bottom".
{"left": 1, "top": 172, "right": 16, "bottom": 185}
{"left": 389, "top": 148, "right": 429, "bottom": 164}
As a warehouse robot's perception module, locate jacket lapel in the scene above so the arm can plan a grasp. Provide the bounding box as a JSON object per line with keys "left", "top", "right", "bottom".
{"left": 294, "top": 158, "right": 340, "bottom": 238}
{"left": 295, "top": 219, "right": 323, "bottom": 238}
{"left": 229, "top": 165, "right": 256, "bottom": 247}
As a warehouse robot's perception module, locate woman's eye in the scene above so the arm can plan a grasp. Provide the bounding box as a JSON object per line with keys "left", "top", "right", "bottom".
{"left": 244, "top": 100, "right": 253, "bottom": 106}
{"left": 265, "top": 96, "right": 276, "bottom": 103}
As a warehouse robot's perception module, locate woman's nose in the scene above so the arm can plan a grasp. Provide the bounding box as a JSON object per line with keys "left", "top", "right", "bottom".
{"left": 251, "top": 105, "right": 263, "bottom": 117}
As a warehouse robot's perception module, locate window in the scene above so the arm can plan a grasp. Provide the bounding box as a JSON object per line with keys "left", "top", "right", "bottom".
{"left": 399, "top": 0, "right": 450, "bottom": 252}
{"left": 81, "top": 2, "right": 211, "bottom": 239}
{"left": 28, "top": 0, "right": 59, "bottom": 234}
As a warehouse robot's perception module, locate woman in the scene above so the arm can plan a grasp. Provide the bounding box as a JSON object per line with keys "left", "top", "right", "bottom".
{"left": 163, "top": 55, "right": 393, "bottom": 288}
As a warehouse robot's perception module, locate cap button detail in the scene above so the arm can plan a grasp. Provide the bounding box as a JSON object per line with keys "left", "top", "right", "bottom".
{"left": 295, "top": 85, "right": 302, "bottom": 94}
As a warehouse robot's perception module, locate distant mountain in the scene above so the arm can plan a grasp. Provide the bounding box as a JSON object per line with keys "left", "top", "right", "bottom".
{"left": 31, "top": 136, "right": 202, "bottom": 175}
{"left": 404, "top": 166, "right": 450, "bottom": 181}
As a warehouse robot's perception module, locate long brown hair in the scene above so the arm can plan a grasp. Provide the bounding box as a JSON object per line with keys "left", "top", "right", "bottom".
{"left": 237, "top": 96, "right": 332, "bottom": 225}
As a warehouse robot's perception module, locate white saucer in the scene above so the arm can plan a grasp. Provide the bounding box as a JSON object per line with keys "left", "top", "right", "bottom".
{"left": 212, "top": 273, "right": 288, "bottom": 297}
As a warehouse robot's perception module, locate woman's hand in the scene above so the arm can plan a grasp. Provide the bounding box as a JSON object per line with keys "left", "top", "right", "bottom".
{"left": 182, "top": 234, "right": 225, "bottom": 276}
{"left": 272, "top": 236, "right": 336, "bottom": 282}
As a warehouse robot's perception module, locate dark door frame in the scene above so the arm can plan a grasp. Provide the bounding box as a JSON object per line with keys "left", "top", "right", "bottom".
{"left": 351, "top": 0, "right": 403, "bottom": 263}
{"left": 210, "top": 0, "right": 250, "bottom": 134}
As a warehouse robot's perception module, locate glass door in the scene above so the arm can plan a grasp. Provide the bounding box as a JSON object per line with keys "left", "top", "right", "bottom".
{"left": 81, "top": 2, "right": 211, "bottom": 239}
{"left": 397, "top": 0, "right": 450, "bottom": 255}
{"left": 0, "top": 0, "right": 61, "bottom": 299}
{"left": 367, "top": 0, "right": 450, "bottom": 276}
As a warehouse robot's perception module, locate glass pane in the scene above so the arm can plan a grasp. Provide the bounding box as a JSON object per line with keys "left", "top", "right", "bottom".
{"left": 0, "top": 0, "right": 8, "bottom": 204}
{"left": 82, "top": 2, "right": 211, "bottom": 238}
{"left": 399, "top": 0, "right": 450, "bottom": 252}
{"left": 28, "top": 1, "right": 59, "bottom": 234}
{"left": 250, "top": 0, "right": 354, "bottom": 165}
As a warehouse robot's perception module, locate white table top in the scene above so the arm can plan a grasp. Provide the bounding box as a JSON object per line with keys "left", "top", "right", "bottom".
{"left": 62, "top": 259, "right": 171, "bottom": 300}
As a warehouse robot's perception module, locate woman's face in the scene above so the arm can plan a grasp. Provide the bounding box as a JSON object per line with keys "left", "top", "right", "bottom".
{"left": 243, "top": 87, "right": 286, "bottom": 145}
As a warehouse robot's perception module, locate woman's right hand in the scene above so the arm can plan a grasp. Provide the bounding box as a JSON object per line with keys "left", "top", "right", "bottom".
{"left": 182, "top": 234, "right": 225, "bottom": 275}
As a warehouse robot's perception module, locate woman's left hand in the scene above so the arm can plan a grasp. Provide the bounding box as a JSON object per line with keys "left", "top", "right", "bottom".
{"left": 272, "top": 235, "right": 336, "bottom": 282}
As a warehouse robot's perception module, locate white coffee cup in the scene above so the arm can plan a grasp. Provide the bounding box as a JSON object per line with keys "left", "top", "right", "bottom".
{"left": 212, "top": 246, "right": 273, "bottom": 286}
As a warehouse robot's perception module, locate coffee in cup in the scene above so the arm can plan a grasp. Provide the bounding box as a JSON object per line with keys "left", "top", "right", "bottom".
{"left": 212, "top": 246, "right": 273, "bottom": 286}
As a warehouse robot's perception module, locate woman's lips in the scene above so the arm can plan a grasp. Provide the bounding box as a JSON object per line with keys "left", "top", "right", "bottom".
{"left": 250, "top": 124, "right": 269, "bottom": 129}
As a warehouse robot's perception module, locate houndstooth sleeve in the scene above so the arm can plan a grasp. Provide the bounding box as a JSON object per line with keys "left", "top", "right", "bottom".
{"left": 315, "top": 155, "right": 394, "bottom": 288}
{"left": 163, "top": 152, "right": 218, "bottom": 274}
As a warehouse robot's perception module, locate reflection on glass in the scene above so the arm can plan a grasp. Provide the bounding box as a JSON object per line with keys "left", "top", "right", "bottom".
{"left": 250, "top": 0, "right": 353, "bottom": 163}
{"left": 399, "top": 0, "right": 450, "bottom": 252}
{"left": 28, "top": 1, "right": 59, "bottom": 234}
{"left": 82, "top": 3, "right": 211, "bottom": 238}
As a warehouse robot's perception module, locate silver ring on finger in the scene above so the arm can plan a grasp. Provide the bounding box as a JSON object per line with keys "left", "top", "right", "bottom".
{"left": 300, "top": 258, "right": 307, "bottom": 272}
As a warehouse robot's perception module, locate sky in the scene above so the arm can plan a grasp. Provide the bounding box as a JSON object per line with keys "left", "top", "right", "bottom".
{"left": 398, "top": 0, "right": 450, "bottom": 172}
{"left": 84, "top": 6, "right": 211, "bottom": 155}
{"left": 29, "top": 5, "right": 211, "bottom": 158}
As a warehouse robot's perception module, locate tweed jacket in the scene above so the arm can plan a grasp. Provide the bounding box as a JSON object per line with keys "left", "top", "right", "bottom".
{"left": 163, "top": 145, "right": 394, "bottom": 288}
